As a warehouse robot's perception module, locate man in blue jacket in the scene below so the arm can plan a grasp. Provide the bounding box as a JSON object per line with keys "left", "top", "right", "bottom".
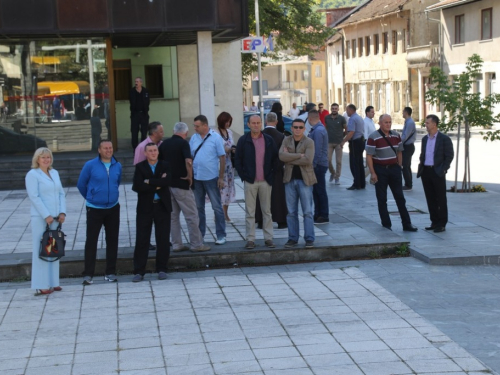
{"left": 77, "top": 140, "right": 122, "bottom": 285}
{"left": 308, "top": 110, "right": 329, "bottom": 224}
{"left": 235, "top": 115, "right": 278, "bottom": 249}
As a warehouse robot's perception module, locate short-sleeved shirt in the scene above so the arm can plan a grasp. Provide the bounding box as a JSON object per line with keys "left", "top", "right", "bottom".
{"left": 347, "top": 112, "right": 365, "bottom": 140}
{"left": 324, "top": 114, "right": 346, "bottom": 144}
{"left": 159, "top": 135, "right": 191, "bottom": 190}
{"left": 189, "top": 129, "right": 225, "bottom": 181}
{"left": 402, "top": 117, "right": 417, "bottom": 145}
{"left": 365, "top": 129, "right": 403, "bottom": 166}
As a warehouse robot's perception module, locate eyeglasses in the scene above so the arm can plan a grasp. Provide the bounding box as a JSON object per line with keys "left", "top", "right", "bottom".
{"left": 293, "top": 126, "right": 304, "bottom": 129}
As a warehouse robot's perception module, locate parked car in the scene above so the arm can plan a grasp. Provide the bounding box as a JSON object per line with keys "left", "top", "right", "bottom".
{"left": 0, "top": 126, "right": 47, "bottom": 154}
{"left": 243, "top": 111, "right": 293, "bottom": 136}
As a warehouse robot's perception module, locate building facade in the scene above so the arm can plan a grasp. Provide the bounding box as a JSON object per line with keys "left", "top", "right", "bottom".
{"left": 426, "top": 0, "right": 500, "bottom": 120}
{"left": 0, "top": 0, "right": 248, "bottom": 155}
{"left": 326, "top": 0, "right": 439, "bottom": 123}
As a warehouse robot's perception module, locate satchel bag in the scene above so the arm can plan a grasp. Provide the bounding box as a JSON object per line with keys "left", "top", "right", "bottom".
{"left": 39, "top": 223, "right": 66, "bottom": 262}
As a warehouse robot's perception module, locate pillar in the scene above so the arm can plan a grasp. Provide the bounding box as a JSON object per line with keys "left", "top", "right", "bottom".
{"left": 197, "top": 31, "right": 216, "bottom": 127}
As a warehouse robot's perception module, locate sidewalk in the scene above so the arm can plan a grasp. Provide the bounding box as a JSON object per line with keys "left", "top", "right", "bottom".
{"left": 0, "top": 262, "right": 496, "bottom": 375}
{"left": 2, "top": 135, "right": 500, "bottom": 268}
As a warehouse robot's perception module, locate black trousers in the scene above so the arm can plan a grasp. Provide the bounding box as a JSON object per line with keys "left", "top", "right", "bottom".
{"left": 402, "top": 143, "right": 415, "bottom": 188}
{"left": 134, "top": 203, "right": 171, "bottom": 276}
{"left": 374, "top": 164, "right": 411, "bottom": 228}
{"left": 421, "top": 167, "right": 448, "bottom": 227}
{"left": 131, "top": 112, "right": 149, "bottom": 150}
{"left": 83, "top": 204, "right": 120, "bottom": 277}
{"left": 349, "top": 138, "right": 366, "bottom": 189}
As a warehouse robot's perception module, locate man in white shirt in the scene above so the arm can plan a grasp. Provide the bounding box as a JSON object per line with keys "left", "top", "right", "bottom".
{"left": 297, "top": 102, "right": 316, "bottom": 136}
{"left": 363, "top": 106, "right": 376, "bottom": 140}
{"left": 288, "top": 102, "right": 300, "bottom": 119}
{"left": 363, "top": 106, "right": 376, "bottom": 180}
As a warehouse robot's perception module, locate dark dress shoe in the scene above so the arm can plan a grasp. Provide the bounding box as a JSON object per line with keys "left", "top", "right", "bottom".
{"left": 257, "top": 222, "right": 263, "bottom": 229}
{"left": 149, "top": 243, "right": 156, "bottom": 250}
{"left": 403, "top": 225, "right": 418, "bottom": 232}
{"left": 346, "top": 186, "right": 358, "bottom": 190}
{"left": 434, "top": 227, "right": 446, "bottom": 233}
{"left": 383, "top": 225, "right": 392, "bottom": 231}
{"left": 425, "top": 226, "right": 436, "bottom": 230}
{"left": 277, "top": 223, "right": 288, "bottom": 229}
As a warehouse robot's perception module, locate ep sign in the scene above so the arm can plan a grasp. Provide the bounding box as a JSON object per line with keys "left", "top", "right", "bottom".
{"left": 241, "top": 37, "right": 265, "bottom": 53}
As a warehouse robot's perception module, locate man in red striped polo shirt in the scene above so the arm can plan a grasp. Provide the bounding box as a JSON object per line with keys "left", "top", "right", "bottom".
{"left": 365, "top": 114, "right": 418, "bottom": 232}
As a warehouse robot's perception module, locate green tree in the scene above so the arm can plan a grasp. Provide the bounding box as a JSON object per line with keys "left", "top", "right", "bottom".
{"left": 243, "top": 0, "right": 334, "bottom": 83}
{"left": 425, "top": 54, "right": 500, "bottom": 192}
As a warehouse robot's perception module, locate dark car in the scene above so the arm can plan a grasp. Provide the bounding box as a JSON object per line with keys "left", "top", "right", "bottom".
{"left": 0, "top": 126, "right": 47, "bottom": 154}
{"left": 243, "top": 111, "right": 293, "bottom": 136}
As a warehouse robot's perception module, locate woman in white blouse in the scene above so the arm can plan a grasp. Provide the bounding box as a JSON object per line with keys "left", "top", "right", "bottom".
{"left": 25, "top": 147, "right": 66, "bottom": 296}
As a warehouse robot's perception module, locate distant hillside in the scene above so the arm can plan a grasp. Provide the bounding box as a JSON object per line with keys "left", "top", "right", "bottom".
{"left": 315, "top": 0, "right": 365, "bottom": 10}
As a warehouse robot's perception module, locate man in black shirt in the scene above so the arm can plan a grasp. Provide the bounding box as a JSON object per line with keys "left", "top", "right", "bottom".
{"left": 159, "top": 122, "right": 210, "bottom": 252}
{"left": 129, "top": 77, "right": 150, "bottom": 150}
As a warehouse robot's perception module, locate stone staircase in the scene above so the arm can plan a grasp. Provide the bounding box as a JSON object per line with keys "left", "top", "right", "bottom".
{"left": 0, "top": 150, "right": 135, "bottom": 190}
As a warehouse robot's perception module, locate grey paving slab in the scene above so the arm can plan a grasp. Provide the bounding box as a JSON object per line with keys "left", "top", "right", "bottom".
{"left": 0, "top": 266, "right": 496, "bottom": 375}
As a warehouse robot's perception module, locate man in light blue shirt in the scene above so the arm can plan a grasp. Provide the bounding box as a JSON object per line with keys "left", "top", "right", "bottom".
{"left": 189, "top": 115, "right": 227, "bottom": 245}
{"left": 341, "top": 104, "right": 366, "bottom": 190}
{"left": 401, "top": 107, "right": 417, "bottom": 191}
{"left": 308, "top": 110, "right": 329, "bottom": 224}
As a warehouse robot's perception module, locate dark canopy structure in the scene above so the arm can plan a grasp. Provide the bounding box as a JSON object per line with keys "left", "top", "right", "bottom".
{"left": 0, "top": 0, "right": 248, "bottom": 46}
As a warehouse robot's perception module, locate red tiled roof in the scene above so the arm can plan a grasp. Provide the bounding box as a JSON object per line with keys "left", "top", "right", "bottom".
{"left": 336, "top": 0, "right": 411, "bottom": 28}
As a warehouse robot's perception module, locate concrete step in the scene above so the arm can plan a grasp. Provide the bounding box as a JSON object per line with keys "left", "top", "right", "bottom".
{"left": 0, "top": 238, "right": 409, "bottom": 281}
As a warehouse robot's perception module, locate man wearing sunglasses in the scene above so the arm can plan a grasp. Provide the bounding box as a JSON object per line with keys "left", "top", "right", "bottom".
{"left": 279, "top": 119, "right": 317, "bottom": 248}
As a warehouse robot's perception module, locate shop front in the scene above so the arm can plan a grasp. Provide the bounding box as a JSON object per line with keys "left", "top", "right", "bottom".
{"left": 0, "top": 0, "right": 248, "bottom": 157}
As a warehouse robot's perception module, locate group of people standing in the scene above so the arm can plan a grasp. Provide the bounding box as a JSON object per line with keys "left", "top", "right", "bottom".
{"left": 25, "top": 92, "right": 454, "bottom": 293}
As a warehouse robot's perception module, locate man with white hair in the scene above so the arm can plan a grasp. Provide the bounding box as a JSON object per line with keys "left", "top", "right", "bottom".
{"left": 365, "top": 114, "right": 418, "bottom": 232}
{"left": 159, "top": 123, "right": 210, "bottom": 252}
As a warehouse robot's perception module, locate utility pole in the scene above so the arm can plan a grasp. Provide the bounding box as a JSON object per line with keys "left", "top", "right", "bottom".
{"left": 255, "top": 0, "right": 264, "bottom": 125}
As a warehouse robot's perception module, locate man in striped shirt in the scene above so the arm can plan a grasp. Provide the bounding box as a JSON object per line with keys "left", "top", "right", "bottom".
{"left": 365, "top": 114, "right": 418, "bottom": 232}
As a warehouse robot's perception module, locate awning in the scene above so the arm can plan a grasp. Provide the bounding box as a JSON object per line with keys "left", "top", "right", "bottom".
{"left": 406, "top": 45, "right": 439, "bottom": 68}
{"left": 37, "top": 81, "right": 90, "bottom": 96}
{"left": 31, "top": 56, "right": 62, "bottom": 65}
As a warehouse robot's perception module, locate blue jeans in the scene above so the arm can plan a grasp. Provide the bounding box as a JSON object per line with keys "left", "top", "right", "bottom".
{"left": 313, "top": 165, "right": 329, "bottom": 219}
{"left": 285, "top": 179, "right": 315, "bottom": 242}
{"left": 193, "top": 178, "right": 226, "bottom": 240}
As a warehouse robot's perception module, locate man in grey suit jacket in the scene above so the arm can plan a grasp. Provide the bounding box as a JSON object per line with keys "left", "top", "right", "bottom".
{"left": 417, "top": 115, "right": 454, "bottom": 233}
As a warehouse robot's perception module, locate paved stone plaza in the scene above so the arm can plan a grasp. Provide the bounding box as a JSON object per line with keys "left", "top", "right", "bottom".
{"left": 1, "top": 135, "right": 500, "bottom": 374}
{"left": 0, "top": 263, "right": 496, "bottom": 375}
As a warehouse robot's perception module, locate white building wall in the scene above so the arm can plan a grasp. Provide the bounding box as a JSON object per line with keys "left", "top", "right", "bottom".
{"left": 177, "top": 40, "right": 244, "bottom": 138}
{"left": 441, "top": 0, "right": 500, "bottom": 119}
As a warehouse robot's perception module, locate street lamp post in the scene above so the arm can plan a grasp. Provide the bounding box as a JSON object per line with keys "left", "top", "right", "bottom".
{"left": 255, "top": 0, "right": 264, "bottom": 125}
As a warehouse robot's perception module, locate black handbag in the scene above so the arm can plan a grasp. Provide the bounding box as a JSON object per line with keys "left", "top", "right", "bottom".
{"left": 39, "top": 223, "right": 66, "bottom": 262}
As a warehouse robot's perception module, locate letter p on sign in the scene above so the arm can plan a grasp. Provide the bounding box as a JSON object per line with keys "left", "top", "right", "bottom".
{"left": 241, "top": 37, "right": 265, "bottom": 53}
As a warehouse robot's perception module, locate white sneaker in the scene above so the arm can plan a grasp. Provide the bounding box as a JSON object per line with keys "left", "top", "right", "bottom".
{"left": 215, "top": 237, "right": 226, "bottom": 245}
{"left": 335, "top": 179, "right": 340, "bottom": 185}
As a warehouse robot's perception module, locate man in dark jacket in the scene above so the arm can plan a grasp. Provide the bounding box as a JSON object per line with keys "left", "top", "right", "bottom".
{"left": 256, "top": 112, "right": 287, "bottom": 229}
{"left": 132, "top": 143, "right": 171, "bottom": 282}
{"left": 417, "top": 114, "right": 454, "bottom": 233}
{"left": 129, "top": 77, "right": 150, "bottom": 150}
{"left": 235, "top": 115, "right": 278, "bottom": 249}
{"left": 77, "top": 140, "right": 122, "bottom": 285}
